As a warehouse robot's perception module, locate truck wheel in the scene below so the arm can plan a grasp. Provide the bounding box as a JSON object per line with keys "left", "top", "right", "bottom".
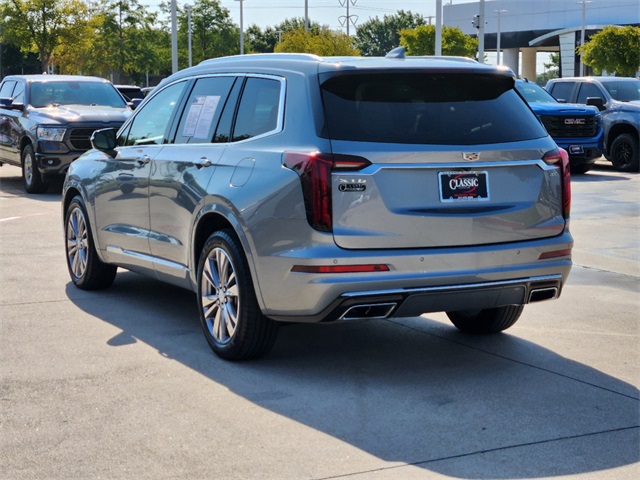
{"left": 610, "top": 134, "right": 639, "bottom": 172}
{"left": 22, "top": 144, "right": 48, "bottom": 193}
{"left": 446, "top": 305, "right": 524, "bottom": 334}
{"left": 197, "top": 230, "right": 279, "bottom": 361}
{"left": 65, "top": 195, "right": 117, "bottom": 290}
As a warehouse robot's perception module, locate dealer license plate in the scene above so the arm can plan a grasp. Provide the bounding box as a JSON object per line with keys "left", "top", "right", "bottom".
{"left": 439, "top": 171, "right": 489, "bottom": 202}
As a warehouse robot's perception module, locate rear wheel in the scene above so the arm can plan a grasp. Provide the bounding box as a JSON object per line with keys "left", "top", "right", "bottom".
{"left": 22, "top": 144, "right": 48, "bottom": 193}
{"left": 197, "top": 230, "right": 279, "bottom": 361}
{"left": 610, "top": 133, "right": 639, "bottom": 172}
{"left": 446, "top": 305, "right": 525, "bottom": 334}
{"left": 65, "top": 196, "right": 117, "bottom": 290}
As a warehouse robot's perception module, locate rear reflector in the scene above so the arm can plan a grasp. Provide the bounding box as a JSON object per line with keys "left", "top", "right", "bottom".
{"left": 539, "top": 248, "right": 572, "bottom": 259}
{"left": 292, "top": 264, "right": 389, "bottom": 274}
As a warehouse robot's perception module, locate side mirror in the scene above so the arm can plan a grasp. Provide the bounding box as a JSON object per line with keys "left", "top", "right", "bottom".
{"left": 91, "top": 128, "right": 117, "bottom": 152}
{"left": 0, "top": 97, "right": 12, "bottom": 108}
{"left": 131, "top": 98, "right": 143, "bottom": 110}
{"left": 586, "top": 96, "right": 605, "bottom": 111}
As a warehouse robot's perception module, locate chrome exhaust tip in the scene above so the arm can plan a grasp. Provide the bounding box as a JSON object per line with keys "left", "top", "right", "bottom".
{"left": 341, "top": 303, "right": 397, "bottom": 320}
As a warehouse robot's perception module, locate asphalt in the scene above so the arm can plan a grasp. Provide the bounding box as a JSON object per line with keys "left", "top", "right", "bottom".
{"left": 0, "top": 159, "right": 638, "bottom": 479}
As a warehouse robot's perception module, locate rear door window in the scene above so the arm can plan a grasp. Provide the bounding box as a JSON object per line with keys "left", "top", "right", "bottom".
{"left": 232, "top": 77, "right": 281, "bottom": 142}
{"left": 174, "top": 76, "right": 236, "bottom": 144}
{"left": 576, "top": 83, "right": 604, "bottom": 103}
{"left": 320, "top": 72, "right": 546, "bottom": 145}
{"left": 548, "top": 82, "right": 575, "bottom": 102}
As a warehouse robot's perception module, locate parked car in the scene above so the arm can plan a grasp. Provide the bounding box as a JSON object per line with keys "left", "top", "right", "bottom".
{"left": 62, "top": 53, "right": 573, "bottom": 360}
{"left": 0, "top": 75, "right": 131, "bottom": 192}
{"left": 515, "top": 79, "right": 603, "bottom": 174}
{"left": 115, "top": 84, "right": 144, "bottom": 109}
{"left": 546, "top": 76, "right": 640, "bottom": 172}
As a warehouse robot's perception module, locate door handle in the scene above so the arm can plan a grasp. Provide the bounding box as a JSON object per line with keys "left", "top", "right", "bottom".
{"left": 194, "top": 157, "right": 212, "bottom": 168}
{"left": 136, "top": 154, "right": 150, "bottom": 166}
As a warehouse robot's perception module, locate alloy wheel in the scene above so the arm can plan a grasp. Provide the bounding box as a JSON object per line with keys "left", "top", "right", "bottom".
{"left": 66, "top": 207, "right": 88, "bottom": 279}
{"left": 201, "top": 247, "right": 239, "bottom": 344}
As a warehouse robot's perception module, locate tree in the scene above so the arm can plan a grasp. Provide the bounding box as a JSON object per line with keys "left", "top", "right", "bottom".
{"left": 400, "top": 25, "right": 477, "bottom": 58}
{"left": 274, "top": 27, "right": 359, "bottom": 56}
{"left": 1, "top": 0, "right": 89, "bottom": 72}
{"left": 174, "top": 0, "right": 239, "bottom": 68}
{"left": 579, "top": 26, "right": 640, "bottom": 77}
{"left": 355, "top": 10, "right": 425, "bottom": 57}
{"left": 246, "top": 17, "right": 322, "bottom": 54}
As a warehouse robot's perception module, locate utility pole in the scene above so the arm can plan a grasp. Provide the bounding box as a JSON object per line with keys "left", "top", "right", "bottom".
{"left": 495, "top": 9, "right": 507, "bottom": 65}
{"left": 338, "top": 0, "right": 358, "bottom": 36}
{"left": 478, "top": 0, "right": 485, "bottom": 63}
{"left": 187, "top": 4, "right": 193, "bottom": 67}
{"left": 305, "top": 0, "right": 309, "bottom": 32}
{"left": 171, "top": 0, "right": 178, "bottom": 73}
{"left": 578, "top": 1, "right": 592, "bottom": 76}
{"left": 435, "top": 0, "right": 442, "bottom": 55}
{"left": 236, "top": 0, "right": 245, "bottom": 55}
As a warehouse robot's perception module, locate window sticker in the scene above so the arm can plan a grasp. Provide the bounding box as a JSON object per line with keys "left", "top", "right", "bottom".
{"left": 182, "top": 95, "right": 221, "bottom": 138}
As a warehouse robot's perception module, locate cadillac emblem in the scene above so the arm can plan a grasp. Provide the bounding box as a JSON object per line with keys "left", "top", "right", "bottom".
{"left": 462, "top": 152, "right": 480, "bottom": 161}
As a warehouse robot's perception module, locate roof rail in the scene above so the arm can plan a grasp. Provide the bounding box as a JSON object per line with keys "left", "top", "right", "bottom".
{"left": 198, "top": 53, "right": 323, "bottom": 66}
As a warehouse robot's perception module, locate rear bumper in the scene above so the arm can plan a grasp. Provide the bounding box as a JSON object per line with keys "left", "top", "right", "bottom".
{"left": 269, "top": 274, "right": 564, "bottom": 322}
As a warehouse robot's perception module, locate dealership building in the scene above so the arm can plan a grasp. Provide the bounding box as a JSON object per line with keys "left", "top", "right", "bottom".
{"left": 443, "top": 0, "right": 640, "bottom": 78}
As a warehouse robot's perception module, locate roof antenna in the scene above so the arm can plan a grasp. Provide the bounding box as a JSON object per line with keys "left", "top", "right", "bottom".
{"left": 385, "top": 46, "right": 406, "bottom": 59}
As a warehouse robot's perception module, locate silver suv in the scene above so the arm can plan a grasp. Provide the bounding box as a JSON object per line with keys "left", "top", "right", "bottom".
{"left": 62, "top": 53, "right": 573, "bottom": 360}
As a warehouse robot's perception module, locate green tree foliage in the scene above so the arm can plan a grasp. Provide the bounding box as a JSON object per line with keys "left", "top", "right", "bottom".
{"left": 355, "top": 10, "right": 425, "bottom": 57}
{"left": 274, "top": 27, "right": 359, "bottom": 56}
{"left": 246, "top": 17, "right": 322, "bottom": 54}
{"left": 579, "top": 26, "right": 640, "bottom": 77}
{"left": 175, "top": 0, "right": 239, "bottom": 67}
{"left": 400, "top": 25, "right": 477, "bottom": 58}
{"left": 1, "top": 0, "right": 89, "bottom": 72}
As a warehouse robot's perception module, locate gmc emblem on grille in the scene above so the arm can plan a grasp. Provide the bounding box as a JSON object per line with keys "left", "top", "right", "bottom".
{"left": 564, "top": 118, "right": 585, "bottom": 125}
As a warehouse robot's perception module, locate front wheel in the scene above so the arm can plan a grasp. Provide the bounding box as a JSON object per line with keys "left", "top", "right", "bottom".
{"left": 65, "top": 196, "right": 117, "bottom": 290}
{"left": 446, "top": 305, "right": 525, "bottom": 334}
{"left": 22, "top": 144, "right": 48, "bottom": 193}
{"left": 610, "top": 133, "right": 639, "bottom": 172}
{"left": 197, "top": 230, "right": 279, "bottom": 361}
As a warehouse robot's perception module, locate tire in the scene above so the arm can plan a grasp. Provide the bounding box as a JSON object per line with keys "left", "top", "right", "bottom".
{"left": 21, "top": 144, "right": 48, "bottom": 193}
{"left": 446, "top": 305, "right": 525, "bottom": 334}
{"left": 610, "top": 133, "right": 639, "bottom": 172}
{"left": 197, "top": 230, "right": 279, "bottom": 361}
{"left": 64, "top": 195, "right": 117, "bottom": 290}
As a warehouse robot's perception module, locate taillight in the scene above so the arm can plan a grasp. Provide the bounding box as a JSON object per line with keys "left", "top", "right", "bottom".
{"left": 543, "top": 147, "right": 571, "bottom": 219}
{"left": 283, "top": 152, "right": 370, "bottom": 232}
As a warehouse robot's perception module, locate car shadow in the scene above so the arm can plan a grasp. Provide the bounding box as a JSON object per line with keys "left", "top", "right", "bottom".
{"left": 0, "top": 171, "right": 64, "bottom": 198}
{"left": 65, "top": 271, "right": 639, "bottom": 478}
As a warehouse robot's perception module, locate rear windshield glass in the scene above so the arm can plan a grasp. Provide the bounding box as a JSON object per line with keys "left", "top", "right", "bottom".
{"left": 320, "top": 72, "right": 547, "bottom": 145}
{"left": 29, "top": 81, "right": 126, "bottom": 108}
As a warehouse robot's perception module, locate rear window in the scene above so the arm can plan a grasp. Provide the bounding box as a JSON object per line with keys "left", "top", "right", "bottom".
{"left": 320, "top": 72, "right": 546, "bottom": 145}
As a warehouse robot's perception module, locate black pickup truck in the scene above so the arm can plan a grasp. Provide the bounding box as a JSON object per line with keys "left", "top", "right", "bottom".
{"left": 0, "top": 75, "right": 131, "bottom": 192}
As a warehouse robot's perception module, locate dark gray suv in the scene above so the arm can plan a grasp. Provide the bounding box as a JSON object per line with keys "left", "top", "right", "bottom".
{"left": 0, "top": 75, "right": 131, "bottom": 192}
{"left": 62, "top": 53, "right": 573, "bottom": 360}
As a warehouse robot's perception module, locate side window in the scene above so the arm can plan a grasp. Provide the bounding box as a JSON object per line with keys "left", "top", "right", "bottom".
{"left": 576, "top": 83, "right": 604, "bottom": 104}
{"left": 122, "top": 81, "right": 187, "bottom": 146}
{"left": 174, "top": 76, "right": 236, "bottom": 144}
{"left": 232, "top": 77, "right": 281, "bottom": 142}
{"left": 0, "top": 81, "right": 16, "bottom": 99}
{"left": 548, "top": 82, "right": 575, "bottom": 102}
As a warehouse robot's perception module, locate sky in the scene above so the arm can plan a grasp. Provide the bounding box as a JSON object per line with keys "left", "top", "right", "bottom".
{"left": 139, "top": 0, "right": 553, "bottom": 74}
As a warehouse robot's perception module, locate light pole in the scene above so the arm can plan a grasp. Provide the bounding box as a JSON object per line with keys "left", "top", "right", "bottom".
{"left": 171, "top": 0, "right": 178, "bottom": 73}
{"left": 478, "top": 0, "right": 485, "bottom": 63}
{"left": 305, "top": 0, "right": 309, "bottom": 32}
{"left": 236, "top": 0, "right": 244, "bottom": 55}
{"left": 435, "top": 0, "right": 442, "bottom": 55}
{"left": 186, "top": 4, "right": 192, "bottom": 67}
{"left": 495, "top": 9, "right": 507, "bottom": 65}
{"left": 578, "top": 1, "right": 592, "bottom": 76}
